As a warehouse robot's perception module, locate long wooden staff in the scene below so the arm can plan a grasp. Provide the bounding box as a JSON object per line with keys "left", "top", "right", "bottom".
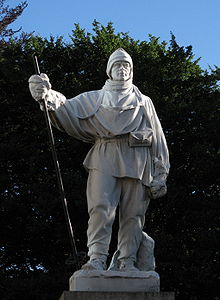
{"left": 33, "top": 56, "right": 78, "bottom": 267}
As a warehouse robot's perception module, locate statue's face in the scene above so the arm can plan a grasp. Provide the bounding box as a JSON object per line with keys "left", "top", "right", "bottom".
{"left": 111, "top": 61, "right": 131, "bottom": 81}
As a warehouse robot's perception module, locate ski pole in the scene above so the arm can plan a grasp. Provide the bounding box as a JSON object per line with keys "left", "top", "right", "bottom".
{"left": 33, "top": 56, "right": 78, "bottom": 267}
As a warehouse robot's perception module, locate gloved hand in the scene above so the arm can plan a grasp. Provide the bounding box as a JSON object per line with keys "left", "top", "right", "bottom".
{"left": 149, "top": 174, "right": 167, "bottom": 199}
{"left": 28, "top": 73, "right": 52, "bottom": 101}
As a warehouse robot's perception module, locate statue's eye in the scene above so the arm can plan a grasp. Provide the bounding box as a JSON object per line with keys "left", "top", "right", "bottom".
{"left": 124, "top": 63, "right": 130, "bottom": 68}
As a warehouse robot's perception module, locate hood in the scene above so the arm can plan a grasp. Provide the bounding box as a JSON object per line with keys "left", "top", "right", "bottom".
{"left": 106, "top": 48, "right": 133, "bottom": 80}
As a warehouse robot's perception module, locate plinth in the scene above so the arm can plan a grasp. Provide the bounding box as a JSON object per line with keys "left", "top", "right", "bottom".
{"left": 59, "top": 270, "right": 175, "bottom": 300}
{"left": 60, "top": 291, "right": 175, "bottom": 300}
{"left": 70, "top": 270, "right": 160, "bottom": 292}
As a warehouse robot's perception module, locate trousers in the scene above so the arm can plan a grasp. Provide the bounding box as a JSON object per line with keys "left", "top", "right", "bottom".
{"left": 86, "top": 169, "right": 150, "bottom": 261}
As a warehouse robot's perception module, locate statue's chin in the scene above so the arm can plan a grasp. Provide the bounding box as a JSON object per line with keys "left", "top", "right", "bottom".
{"left": 112, "top": 77, "right": 129, "bottom": 82}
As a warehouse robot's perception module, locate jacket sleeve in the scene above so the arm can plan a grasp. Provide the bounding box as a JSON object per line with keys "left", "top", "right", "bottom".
{"left": 39, "top": 89, "right": 98, "bottom": 143}
{"left": 150, "top": 101, "right": 170, "bottom": 179}
{"left": 144, "top": 97, "right": 170, "bottom": 198}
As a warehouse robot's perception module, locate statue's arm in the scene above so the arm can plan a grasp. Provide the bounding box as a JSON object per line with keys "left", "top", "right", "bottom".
{"left": 145, "top": 98, "right": 170, "bottom": 199}
{"left": 28, "top": 74, "right": 95, "bottom": 142}
{"left": 28, "top": 73, "right": 67, "bottom": 131}
{"left": 28, "top": 74, "right": 66, "bottom": 110}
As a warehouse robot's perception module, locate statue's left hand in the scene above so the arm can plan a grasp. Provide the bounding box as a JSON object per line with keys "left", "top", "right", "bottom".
{"left": 149, "top": 175, "right": 167, "bottom": 199}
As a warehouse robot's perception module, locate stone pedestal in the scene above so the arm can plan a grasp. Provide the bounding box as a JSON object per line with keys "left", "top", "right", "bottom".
{"left": 60, "top": 291, "right": 175, "bottom": 300}
{"left": 69, "top": 270, "right": 160, "bottom": 292}
{"left": 61, "top": 270, "right": 175, "bottom": 300}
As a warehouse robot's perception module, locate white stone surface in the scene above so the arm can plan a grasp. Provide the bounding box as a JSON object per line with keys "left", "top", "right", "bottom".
{"left": 69, "top": 270, "right": 160, "bottom": 292}
{"left": 60, "top": 291, "right": 175, "bottom": 300}
{"left": 29, "top": 49, "right": 170, "bottom": 272}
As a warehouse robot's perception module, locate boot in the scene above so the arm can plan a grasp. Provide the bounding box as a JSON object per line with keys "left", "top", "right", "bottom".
{"left": 81, "top": 255, "right": 107, "bottom": 271}
{"left": 119, "top": 258, "right": 139, "bottom": 272}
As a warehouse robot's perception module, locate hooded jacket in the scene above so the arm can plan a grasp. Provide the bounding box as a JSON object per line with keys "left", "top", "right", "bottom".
{"left": 46, "top": 49, "right": 169, "bottom": 190}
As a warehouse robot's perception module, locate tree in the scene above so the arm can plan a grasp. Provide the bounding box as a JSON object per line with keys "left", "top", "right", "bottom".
{"left": 0, "top": 21, "right": 219, "bottom": 299}
{"left": 0, "top": 0, "right": 28, "bottom": 41}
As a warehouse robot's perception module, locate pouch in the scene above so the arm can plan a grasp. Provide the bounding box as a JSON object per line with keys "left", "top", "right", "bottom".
{"left": 129, "top": 129, "right": 153, "bottom": 147}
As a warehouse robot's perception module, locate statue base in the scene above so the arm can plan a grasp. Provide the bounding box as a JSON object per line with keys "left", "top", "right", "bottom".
{"left": 69, "top": 270, "right": 160, "bottom": 292}
{"left": 59, "top": 291, "right": 175, "bottom": 300}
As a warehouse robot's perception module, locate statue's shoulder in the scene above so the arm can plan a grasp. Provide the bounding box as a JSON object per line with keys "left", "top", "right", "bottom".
{"left": 138, "top": 92, "right": 152, "bottom": 106}
{"left": 133, "top": 86, "right": 152, "bottom": 105}
{"left": 69, "top": 89, "right": 102, "bottom": 102}
{"left": 81, "top": 89, "right": 103, "bottom": 97}
{"left": 67, "top": 89, "right": 103, "bottom": 117}
{"left": 74, "top": 89, "right": 103, "bottom": 103}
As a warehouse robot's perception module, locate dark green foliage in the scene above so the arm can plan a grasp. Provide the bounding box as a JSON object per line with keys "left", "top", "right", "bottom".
{"left": 0, "top": 21, "right": 219, "bottom": 300}
{"left": 0, "top": 0, "right": 28, "bottom": 40}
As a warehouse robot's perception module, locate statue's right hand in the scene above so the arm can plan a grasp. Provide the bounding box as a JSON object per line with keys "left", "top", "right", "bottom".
{"left": 28, "top": 73, "right": 52, "bottom": 101}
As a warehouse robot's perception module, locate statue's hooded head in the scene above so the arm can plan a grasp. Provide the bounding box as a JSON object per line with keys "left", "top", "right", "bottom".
{"left": 106, "top": 48, "right": 133, "bottom": 81}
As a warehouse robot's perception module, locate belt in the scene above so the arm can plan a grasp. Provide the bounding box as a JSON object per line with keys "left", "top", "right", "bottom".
{"left": 95, "top": 134, "right": 129, "bottom": 144}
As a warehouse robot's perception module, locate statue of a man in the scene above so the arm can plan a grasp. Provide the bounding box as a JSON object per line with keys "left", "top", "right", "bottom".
{"left": 29, "top": 48, "right": 169, "bottom": 272}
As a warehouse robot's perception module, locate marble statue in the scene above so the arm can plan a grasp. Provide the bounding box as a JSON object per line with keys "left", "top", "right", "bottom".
{"left": 29, "top": 48, "right": 170, "bottom": 273}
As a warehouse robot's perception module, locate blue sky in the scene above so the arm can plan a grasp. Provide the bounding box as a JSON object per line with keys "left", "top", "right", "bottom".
{"left": 10, "top": 0, "right": 220, "bottom": 70}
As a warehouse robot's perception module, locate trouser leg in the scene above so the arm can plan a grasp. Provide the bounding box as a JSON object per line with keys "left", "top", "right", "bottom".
{"left": 118, "top": 178, "right": 150, "bottom": 261}
{"left": 86, "top": 169, "right": 120, "bottom": 258}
